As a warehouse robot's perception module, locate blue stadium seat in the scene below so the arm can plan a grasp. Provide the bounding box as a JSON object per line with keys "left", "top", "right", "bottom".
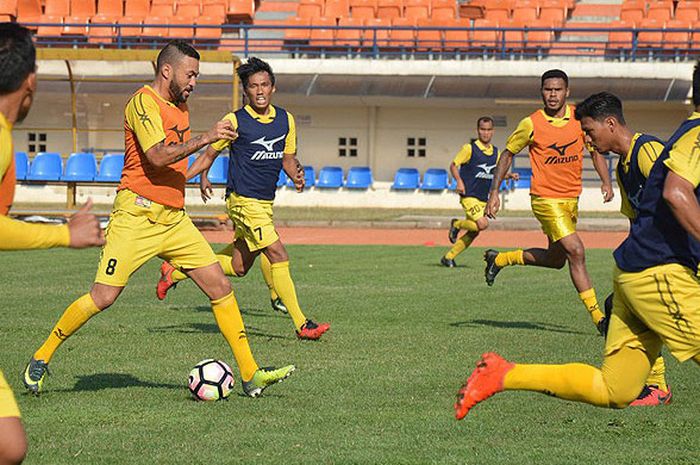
{"left": 207, "top": 155, "right": 229, "bottom": 184}
{"left": 421, "top": 168, "right": 448, "bottom": 191}
{"left": 95, "top": 153, "right": 124, "bottom": 182}
{"left": 61, "top": 152, "right": 97, "bottom": 182}
{"left": 14, "top": 152, "right": 28, "bottom": 180}
{"left": 26, "top": 152, "right": 63, "bottom": 181}
{"left": 345, "top": 166, "right": 373, "bottom": 189}
{"left": 512, "top": 167, "right": 532, "bottom": 189}
{"left": 286, "top": 165, "right": 316, "bottom": 187}
{"left": 391, "top": 168, "right": 420, "bottom": 190}
{"left": 304, "top": 165, "right": 315, "bottom": 187}
{"left": 448, "top": 177, "right": 457, "bottom": 191}
{"left": 316, "top": 166, "right": 343, "bottom": 188}
{"left": 187, "top": 154, "right": 201, "bottom": 184}
{"left": 277, "top": 170, "right": 288, "bottom": 187}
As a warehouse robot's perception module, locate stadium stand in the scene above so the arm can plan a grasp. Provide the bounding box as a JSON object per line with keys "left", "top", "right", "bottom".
{"left": 277, "top": 170, "right": 289, "bottom": 187}
{"left": 3, "top": 0, "right": 694, "bottom": 60}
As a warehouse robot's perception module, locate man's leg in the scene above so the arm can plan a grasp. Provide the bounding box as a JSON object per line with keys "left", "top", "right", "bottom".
{"left": 485, "top": 236, "right": 565, "bottom": 286}
{"left": 263, "top": 240, "right": 330, "bottom": 339}
{"left": 455, "top": 343, "right": 658, "bottom": 420}
{"left": 0, "top": 373, "right": 26, "bottom": 465}
{"left": 185, "top": 262, "right": 295, "bottom": 396}
{"left": 24, "top": 284, "right": 122, "bottom": 394}
{"left": 557, "top": 233, "right": 604, "bottom": 326}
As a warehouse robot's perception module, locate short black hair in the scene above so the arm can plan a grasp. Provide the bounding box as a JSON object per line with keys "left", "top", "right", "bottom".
{"left": 477, "top": 116, "right": 494, "bottom": 127}
{"left": 0, "top": 22, "right": 36, "bottom": 94}
{"left": 156, "top": 40, "right": 200, "bottom": 71}
{"left": 237, "top": 57, "right": 275, "bottom": 88}
{"left": 574, "top": 92, "right": 626, "bottom": 125}
{"left": 694, "top": 60, "right": 700, "bottom": 107}
{"left": 541, "top": 69, "right": 568, "bottom": 88}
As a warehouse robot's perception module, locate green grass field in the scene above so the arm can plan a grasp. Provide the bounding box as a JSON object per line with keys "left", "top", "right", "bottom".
{"left": 1, "top": 245, "right": 698, "bottom": 465}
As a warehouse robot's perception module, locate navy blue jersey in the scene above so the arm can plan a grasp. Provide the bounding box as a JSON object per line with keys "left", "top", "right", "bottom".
{"left": 458, "top": 142, "right": 498, "bottom": 202}
{"left": 226, "top": 106, "right": 291, "bottom": 200}
{"left": 617, "top": 133, "right": 664, "bottom": 217}
{"left": 614, "top": 118, "right": 700, "bottom": 272}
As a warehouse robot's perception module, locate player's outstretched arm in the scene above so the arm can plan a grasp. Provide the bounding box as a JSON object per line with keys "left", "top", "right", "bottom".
{"left": 187, "top": 145, "right": 220, "bottom": 180}
{"left": 282, "top": 152, "right": 304, "bottom": 192}
{"left": 449, "top": 162, "right": 465, "bottom": 195}
{"left": 591, "top": 149, "right": 614, "bottom": 202}
{"left": 485, "top": 149, "right": 514, "bottom": 218}
{"left": 663, "top": 171, "right": 700, "bottom": 242}
{"left": 143, "top": 120, "right": 236, "bottom": 168}
{"left": 0, "top": 199, "right": 103, "bottom": 250}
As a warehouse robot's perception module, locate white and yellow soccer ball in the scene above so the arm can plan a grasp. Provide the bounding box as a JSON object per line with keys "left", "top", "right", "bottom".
{"left": 188, "top": 359, "right": 235, "bottom": 401}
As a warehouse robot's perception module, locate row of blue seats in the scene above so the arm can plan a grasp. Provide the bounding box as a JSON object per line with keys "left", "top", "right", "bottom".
{"left": 13, "top": 152, "right": 230, "bottom": 183}
{"left": 14, "top": 152, "right": 534, "bottom": 191}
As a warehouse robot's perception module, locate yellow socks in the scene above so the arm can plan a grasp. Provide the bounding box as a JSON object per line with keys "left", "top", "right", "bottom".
{"left": 579, "top": 288, "right": 604, "bottom": 325}
{"left": 270, "top": 261, "right": 306, "bottom": 330}
{"left": 445, "top": 231, "right": 478, "bottom": 260}
{"left": 646, "top": 357, "right": 668, "bottom": 391}
{"left": 454, "top": 219, "right": 479, "bottom": 231}
{"left": 210, "top": 292, "right": 258, "bottom": 382}
{"left": 495, "top": 249, "right": 524, "bottom": 268}
{"left": 34, "top": 293, "right": 101, "bottom": 363}
{"left": 504, "top": 363, "right": 610, "bottom": 407}
{"left": 259, "top": 254, "right": 280, "bottom": 301}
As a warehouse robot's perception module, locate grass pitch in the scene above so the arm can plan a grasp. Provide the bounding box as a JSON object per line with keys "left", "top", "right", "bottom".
{"left": 1, "top": 245, "right": 698, "bottom": 465}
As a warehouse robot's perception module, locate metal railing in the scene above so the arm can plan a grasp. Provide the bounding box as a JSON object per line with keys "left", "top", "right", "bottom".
{"left": 24, "top": 21, "right": 700, "bottom": 61}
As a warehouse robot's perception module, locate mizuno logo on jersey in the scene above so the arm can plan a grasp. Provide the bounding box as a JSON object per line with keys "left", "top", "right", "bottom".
{"left": 251, "top": 134, "right": 286, "bottom": 151}
{"left": 475, "top": 163, "right": 496, "bottom": 179}
{"left": 251, "top": 150, "right": 284, "bottom": 160}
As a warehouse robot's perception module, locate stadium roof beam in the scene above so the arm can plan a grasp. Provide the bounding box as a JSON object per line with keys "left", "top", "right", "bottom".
{"left": 34, "top": 48, "right": 240, "bottom": 208}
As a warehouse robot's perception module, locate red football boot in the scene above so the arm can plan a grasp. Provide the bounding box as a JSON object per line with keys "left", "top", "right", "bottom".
{"left": 156, "top": 261, "right": 177, "bottom": 301}
{"left": 455, "top": 352, "right": 514, "bottom": 420}
{"left": 296, "top": 319, "right": 330, "bottom": 340}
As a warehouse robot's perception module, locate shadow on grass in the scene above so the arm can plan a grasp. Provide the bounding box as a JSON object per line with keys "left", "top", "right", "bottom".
{"left": 450, "top": 319, "right": 588, "bottom": 335}
{"left": 147, "top": 323, "right": 287, "bottom": 340}
{"left": 58, "top": 373, "right": 181, "bottom": 392}
{"left": 172, "top": 305, "right": 282, "bottom": 320}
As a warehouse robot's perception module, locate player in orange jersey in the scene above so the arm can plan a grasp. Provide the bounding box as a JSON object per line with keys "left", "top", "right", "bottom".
{"left": 24, "top": 41, "right": 295, "bottom": 399}
{"left": 484, "top": 69, "right": 614, "bottom": 335}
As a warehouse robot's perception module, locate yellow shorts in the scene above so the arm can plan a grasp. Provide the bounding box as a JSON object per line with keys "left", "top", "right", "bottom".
{"left": 95, "top": 191, "right": 217, "bottom": 286}
{"left": 530, "top": 195, "right": 578, "bottom": 243}
{"left": 226, "top": 193, "right": 279, "bottom": 252}
{"left": 606, "top": 264, "right": 700, "bottom": 363}
{"left": 460, "top": 197, "right": 486, "bottom": 222}
{"left": 0, "top": 371, "right": 20, "bottom": 419}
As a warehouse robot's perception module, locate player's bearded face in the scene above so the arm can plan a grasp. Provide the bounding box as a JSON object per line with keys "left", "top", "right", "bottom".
{"left": 170, "top": 57, "right": 199, "bottom": 104}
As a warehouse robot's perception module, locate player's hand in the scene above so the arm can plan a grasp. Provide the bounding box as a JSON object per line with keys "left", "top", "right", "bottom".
{"left": 200, "top": 177, "right": 213, "bottom": 203}
{"left": 509, "top": 172, "right": 520, "bottom": 181}
{"left": 485, "top": 191, "right": 500, "bottom": 219}
{"left": 455, "top": 181, "right": 466, "bottom": 195}
{"left": 206, "top": 120, "right": 237, "bottom": 145}
{"left": 601, "top": 182, "right": 614, "bottom": 203}
{"left": 293, "top": 159, "right": 305, "bottom": 193}
{"left": 67, "top": 198, "right": 105, "bottom": 248}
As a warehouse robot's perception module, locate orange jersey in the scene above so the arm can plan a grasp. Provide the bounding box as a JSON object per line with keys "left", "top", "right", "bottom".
{"left": 529, "top": 105, "right": 584, "bottom": 198}
{"left": 120, "top": 85, "right": 191, "bottom": 209}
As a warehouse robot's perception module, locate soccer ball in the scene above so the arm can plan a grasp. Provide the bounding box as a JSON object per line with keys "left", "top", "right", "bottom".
{"left": 188, "top": 359, "right": 235, "bottom": 401}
